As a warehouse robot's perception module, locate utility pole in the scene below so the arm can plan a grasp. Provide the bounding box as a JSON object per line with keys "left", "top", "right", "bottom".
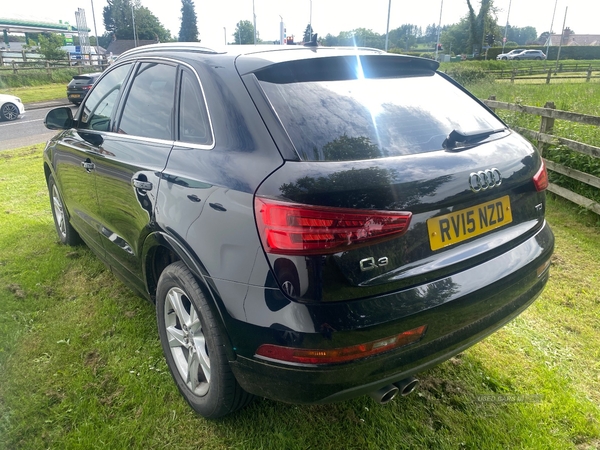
{"left": 131, "top": 4, "right": 138, "bottom": 47}
{"left": 435, "top": 0, "right": 443, "bottom": 60}
{"left": 253, "top": 0, "right": 256, "bottom": 45}
{"left": 90, "top": 0, "right": 100, "bottom": 57}
{"left": 385, "top": 0, "right": 391, "bottom": 52}
{"left": 308, "top": 0, "right": 313, "bottom": 38}
{"left": 555, "top": 6, "right": 568, "bottom": 71}
{"left": 547, "top": 0, "right": 558, "bottom": 57}
{"left": 502, "top": 0, "right": 512, "bottom": 53}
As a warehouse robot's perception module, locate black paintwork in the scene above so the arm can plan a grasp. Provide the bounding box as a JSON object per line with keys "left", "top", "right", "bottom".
{"left": 43, "top": 44, "right": 554, "bottom": 406}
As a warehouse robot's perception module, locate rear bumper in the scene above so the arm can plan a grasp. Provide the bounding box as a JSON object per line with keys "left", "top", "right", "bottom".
{"left": 228, "top": 221, "right": 554, "bottom": 404}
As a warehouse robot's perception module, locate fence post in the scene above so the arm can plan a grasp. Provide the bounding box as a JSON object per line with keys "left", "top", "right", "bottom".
{"left": 12, "top": 61, "right": 17, "bottom": 75}
{"left": 487, "top": 95, "right": 496, "bottom": 113}
{"left": 538, "top": 101, "right": 555, "bottom": 156}
{"left": 0, "top": 53, "right": 3, "bottom": 66}
{"left": 546, "top": 69, "right": 552, "bottom": 84}
{"left": 46, "top": 61, "right": 50, "bottom": 76}
{"left": 511, "top": 69, "right": 516, "bottom": 83}
{"left": 587, "top": 65, "right": 592, "bottom": 83}
{"left": 22, "top": 50, "right": 27, "bottom": 62}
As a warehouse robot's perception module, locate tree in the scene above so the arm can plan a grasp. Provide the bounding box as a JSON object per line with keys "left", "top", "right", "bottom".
{"left": 322, "top": 33, "right": 338, "bottom": 46}
{"left": 466, "top": 0, "right": 492, "bottom": 55}
{"left": 303, "top": 24, "right": 313, "bottom": 43}
{"left": 440, "top": 20, "right": 471, "bottom": 55}
{"left": 38, "top": 33, "right": 66, "bottom": 60}
{"left": 233, "top": 20, "right": 257, "bottom": 44}
{"left": 387, "top": 24, "right": 421, "bottom": 51}
{"left": 178, "top": 0, "right": 199, "bottom": 42}
{"left": 505, "top": 26, "right": 537, "bottom": 45}
{"left": 103, "top": 0, "right": 172, "bottom": 42}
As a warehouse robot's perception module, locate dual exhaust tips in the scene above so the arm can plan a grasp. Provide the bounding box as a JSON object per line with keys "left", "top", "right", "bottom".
{"left": 369, "top": 376, "right": 419, "bottom": 404}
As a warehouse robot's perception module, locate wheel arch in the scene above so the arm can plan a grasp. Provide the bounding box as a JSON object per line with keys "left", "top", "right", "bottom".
{"left": 142, "top": 231, "right": 237, "bottom": 361}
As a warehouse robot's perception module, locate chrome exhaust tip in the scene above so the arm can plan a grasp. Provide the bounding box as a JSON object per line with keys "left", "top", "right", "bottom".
{"left": 394, "top": 376, "right": 419, "bottom": 396}
{"left": 368, "top": 384, "right": 399, "bottom": 404}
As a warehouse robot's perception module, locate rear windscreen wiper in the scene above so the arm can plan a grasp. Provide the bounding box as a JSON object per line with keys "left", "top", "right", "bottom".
{"left": 443, "top": 128, "right": 507, "bottom": 150}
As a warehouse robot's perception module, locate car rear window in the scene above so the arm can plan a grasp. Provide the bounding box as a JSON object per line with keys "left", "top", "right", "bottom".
{"left": 258, "top": 74, "right": 505, "bottom": 161}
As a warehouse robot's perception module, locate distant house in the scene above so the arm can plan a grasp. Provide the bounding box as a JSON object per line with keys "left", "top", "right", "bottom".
{"left": 543, "top": 33, "right": 600, "bottom": 46}
{"left": 106, "top": 39, "right": 160, "bottom": 56}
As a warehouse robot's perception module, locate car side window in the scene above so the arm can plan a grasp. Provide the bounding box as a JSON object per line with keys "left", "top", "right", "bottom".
{"left": 118, "top": 62, "right": 177, "bottom": 140}
{"left": 80, "top": 63, "right": 132, "bottom": 132}
{"left": 178, "top": 70, "right": 212, "bottom": 146}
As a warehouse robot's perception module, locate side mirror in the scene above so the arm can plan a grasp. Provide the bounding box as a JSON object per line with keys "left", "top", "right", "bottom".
{"left": 44, "top": 107, "right": 75, "bottom": 130}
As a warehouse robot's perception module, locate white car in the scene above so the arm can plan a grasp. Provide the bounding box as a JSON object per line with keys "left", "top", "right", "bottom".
{"left": 0, "top": 94, "right": 25, "bottom": 121}
{"left": 496, "top": 49, "right": 525, "bottom": 60}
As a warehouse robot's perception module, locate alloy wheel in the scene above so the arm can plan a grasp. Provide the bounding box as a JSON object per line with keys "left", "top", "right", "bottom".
{"left": 1, "top": 103, "right": 19, "bottom": 121}
{"left": 164, "top": 287, "right": 211, "bottom": 396}
{"left": 52, "top": 184, "right": 67, "bottom": 238}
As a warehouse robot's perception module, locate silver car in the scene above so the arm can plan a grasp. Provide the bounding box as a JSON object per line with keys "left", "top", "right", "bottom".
{"left": 508, "top": 50, "right": 546, "bottom": 60}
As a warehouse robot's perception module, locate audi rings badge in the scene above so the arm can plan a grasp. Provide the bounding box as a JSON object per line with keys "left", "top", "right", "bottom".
{"left": 469, "top": 168, "right": 502, "bottom": 192}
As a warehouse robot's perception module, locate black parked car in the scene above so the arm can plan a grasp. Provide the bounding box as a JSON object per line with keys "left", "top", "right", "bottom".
{"left": 66, "top": 72, "right": 102, "bottom": 105}
{"left": 43, "top": 44, "right": 554, "bottom": 418}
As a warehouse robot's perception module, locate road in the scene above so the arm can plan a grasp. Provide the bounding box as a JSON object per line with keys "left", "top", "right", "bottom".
{"left": 0, "top": 103, "right": 75, "bottom": 151}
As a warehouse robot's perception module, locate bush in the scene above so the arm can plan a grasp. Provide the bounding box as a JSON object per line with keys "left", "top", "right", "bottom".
{"left": 441, "top": 65, "right": 493, "bottom": 85}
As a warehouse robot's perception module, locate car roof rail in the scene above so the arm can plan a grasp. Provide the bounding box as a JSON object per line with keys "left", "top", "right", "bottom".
{"left": 118, "top": 43, "right": 220, "bottom": 60}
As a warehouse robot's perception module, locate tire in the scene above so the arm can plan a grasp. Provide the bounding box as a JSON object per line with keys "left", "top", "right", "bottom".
{"left": 501, "top": 56, "right": 507, "bottom": 60}
{"left": 1, "top": 102, "right": 19, "bottom": 121}
{"left": 535, "top": 57, "right": 542, "bottom": 60}
{"left": 156, "top": 261, "right": 253, "bottom": 418}
{"left": 514, "top": 57, "right": 520, "bottom": 60}
{"left": 48, "top": 174, "right": 81, "bottom": 245}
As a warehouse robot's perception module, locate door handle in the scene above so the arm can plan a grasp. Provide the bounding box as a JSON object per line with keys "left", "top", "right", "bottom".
{"left": 132, "top": 179, "right": 153, "bottom": 190}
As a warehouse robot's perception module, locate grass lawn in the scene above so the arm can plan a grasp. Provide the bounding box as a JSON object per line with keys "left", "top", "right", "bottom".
{"left": 0, "top": 83, "right": 67, "bottom": 104}
{"left": 0, "top": 144, "right": 599, "bottom": 449}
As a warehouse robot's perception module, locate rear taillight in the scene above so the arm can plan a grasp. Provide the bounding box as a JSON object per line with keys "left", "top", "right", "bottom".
{"left": 255, "top": 325, "right": 427, "bottom": 365}
{"left": 254, "top": 198, "right": 412, "bottom": 255}
{"left": 533, "top": 160, "right": 548, "bottom": 191}
{"left": 82, "top": 85, "right": 93, "bottom": 90}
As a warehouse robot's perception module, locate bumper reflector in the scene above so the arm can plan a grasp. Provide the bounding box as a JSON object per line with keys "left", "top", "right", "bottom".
{"left": 255, "top": 325, "right": 427, "bottom": 365}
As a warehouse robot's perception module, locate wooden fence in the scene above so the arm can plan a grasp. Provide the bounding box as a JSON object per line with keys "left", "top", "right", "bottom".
{"left": 0, "top": 52, "right": 110, "bottom": 75}
{"left": 485, "top": 63, "right": 600, "bottom": 84}
{"left": 482, "top": 97, "right": 600, "bottom": 215}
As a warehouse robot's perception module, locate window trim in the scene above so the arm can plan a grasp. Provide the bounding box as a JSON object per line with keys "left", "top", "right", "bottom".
{"left": 174, "top": 66, "right": 214, "bottom": 148}
{"left": 116, "top": 57, "right": 215, "bottom": 150}
{"left": 75, "top": 61, "right": 135, "bottom": 133}
{"left": 113, "top": 59, "right": 178, "bottom": 141}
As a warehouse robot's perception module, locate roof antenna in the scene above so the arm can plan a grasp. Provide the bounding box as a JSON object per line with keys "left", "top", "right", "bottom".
{"left": 304, "top": 33, "right": 318, "bottom": 47}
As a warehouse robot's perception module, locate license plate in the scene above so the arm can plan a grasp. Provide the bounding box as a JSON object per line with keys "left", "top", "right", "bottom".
{"left": 69, "top": 94, "right": 81, "bottom": 98}
{"left": 427, "top": 195, "right": 513, "bottom": 251}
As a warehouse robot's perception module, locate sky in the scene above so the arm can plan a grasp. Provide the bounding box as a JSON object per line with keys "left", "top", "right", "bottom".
{"left": 2, "top": 0, "right": 598, "bottom": 47}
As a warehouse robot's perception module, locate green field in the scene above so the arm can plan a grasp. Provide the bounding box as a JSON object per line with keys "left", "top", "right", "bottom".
{"left": 1, "top": 144, "right": 599, "bottom": 449}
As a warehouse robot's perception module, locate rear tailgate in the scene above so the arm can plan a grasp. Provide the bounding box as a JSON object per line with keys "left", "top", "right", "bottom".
{"left": 247, "top": 53, "right": 547, "bottom": 302}
{"left": 255, "top": 132, "right": 546, "bottom": 302}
